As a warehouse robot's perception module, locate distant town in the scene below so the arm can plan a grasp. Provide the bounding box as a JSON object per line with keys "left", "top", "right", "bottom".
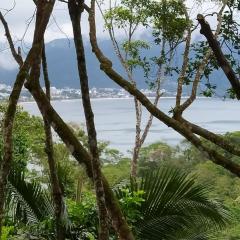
{"left": 0, "top": 84, "right": 179, "bottom": 101}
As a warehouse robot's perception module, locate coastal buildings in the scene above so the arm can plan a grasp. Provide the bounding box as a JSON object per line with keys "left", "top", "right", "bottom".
{"left": 0, "top": 84, "right": 170, "bottom": 101}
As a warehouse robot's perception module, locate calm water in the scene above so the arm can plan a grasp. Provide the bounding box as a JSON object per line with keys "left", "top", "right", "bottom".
{"left": 20, "top": 98, "right": 240, "bottom": 153}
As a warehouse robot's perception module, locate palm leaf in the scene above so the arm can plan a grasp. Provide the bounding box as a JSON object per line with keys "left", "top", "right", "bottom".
{"left": 5, "top": 169, "right": 54, "bottom": 224}
{"left": 115, "top": 166, "right": 230, "bottom": 240}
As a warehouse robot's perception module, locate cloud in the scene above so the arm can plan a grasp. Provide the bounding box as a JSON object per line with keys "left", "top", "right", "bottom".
{"left": 0, "top": 0, "right": 108, "bottom": 70}
{"left": 0, "top": 50, "right": 17, "bottom": 70}
{"left": 0, "top": 0, "right": 222, "bottom": 71}
{"left": 0, "top": 0, "right": 108, "bottom": 43}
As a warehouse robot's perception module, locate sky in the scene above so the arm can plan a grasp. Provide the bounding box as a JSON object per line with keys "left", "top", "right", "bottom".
{"left": 0, "top": 0, "right": 221, "bottom": 70}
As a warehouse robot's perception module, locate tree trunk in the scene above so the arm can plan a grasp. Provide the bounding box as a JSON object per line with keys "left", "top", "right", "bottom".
{"left": 68, "top": 1, "right": 109, "bottom": 238}
{"left": 0, "top": 1, "right": 55, "bottom": 235}
{"left": 42, "top": 42, "right": 66, "bottom": 240}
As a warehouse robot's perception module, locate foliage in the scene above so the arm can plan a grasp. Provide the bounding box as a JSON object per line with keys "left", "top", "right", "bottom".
{"left": 103, "top": 159, "right": 130, "bottom": 186}
{"left": 148, "top": 0, "right": 190, "bottom": 45}
{"left": 0, "top": 104, "right": 45, "bottom": 171}
{"left": 117, "top": 188, "right": 145, "bottom": 226}
{"left": 115, "top": 166, "right": 230, "bottom": 239}
{"left": 53, "top": 143, "right": 80, "bottom": 197}
{"left": 103, "top": 0, "right": 191, "bottom": 90}
{"left": 5, "top": 169, "right": 54, "bottom": 225}
{"left": 9, "top": 219, "right": 55, "bottom": 240}
{"left": 104, "top": 0, "right": 148, "bottom": 30}
{"left": 66, "top": 193, "right": 98, "bottom": 239}
{"left": 138, "top": 142, "right": 174, "bottom": 176}
{"left": 1, "top": 226, "right": 14, "bottom": 240}
{"left": 122, "top": 40, "right": 151, "bottom": 73}
{"left": 136, "top": 132, "right": 240, "bottom": 239}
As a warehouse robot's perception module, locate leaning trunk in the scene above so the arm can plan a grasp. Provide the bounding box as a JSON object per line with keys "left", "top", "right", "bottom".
{"left": 0, "top": 2, "right": 55, "bottom": 234}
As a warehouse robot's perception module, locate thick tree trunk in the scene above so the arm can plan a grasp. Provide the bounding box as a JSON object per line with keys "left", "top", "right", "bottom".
{"left": 0, "top": 1, "right": 55, "bottom": 235}
{"left": 68, "top": 1, "right": 109, "bottom": 238}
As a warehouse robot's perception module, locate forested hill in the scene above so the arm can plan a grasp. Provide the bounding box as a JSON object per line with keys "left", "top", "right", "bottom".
{"left": 0, "top": 37, "right": 231, "bottom": 93}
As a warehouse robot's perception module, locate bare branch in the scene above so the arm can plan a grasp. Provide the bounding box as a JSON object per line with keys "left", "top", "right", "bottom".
{"left": 0, "top": 11, "right": 23, "bottom": 66}
{"left": 176, "top": 3, "right": 226, "bottom": 115}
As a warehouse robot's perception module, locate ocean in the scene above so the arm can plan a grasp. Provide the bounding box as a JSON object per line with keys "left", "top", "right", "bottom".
{"left": 20, "top": 97, "right": 240, "bottom": 153}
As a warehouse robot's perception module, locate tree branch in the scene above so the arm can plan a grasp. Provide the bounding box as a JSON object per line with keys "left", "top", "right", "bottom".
{"left": 176, "top": 4, "right": 226, "bottom": 115}
{"left": 0, "top": 11, "right": 23, "bottom": 66}
{"left": 197, "top": 13, "right": 240, "bottom": 99}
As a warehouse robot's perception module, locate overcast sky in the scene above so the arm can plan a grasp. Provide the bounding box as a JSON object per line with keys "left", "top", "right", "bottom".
{"left": 0, "top": 0, "right": 220, "bottom": 70}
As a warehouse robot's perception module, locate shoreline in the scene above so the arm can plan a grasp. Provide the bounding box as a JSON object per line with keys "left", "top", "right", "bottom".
{"left": 18, "top": 96, "right": 210, "bottom": 104}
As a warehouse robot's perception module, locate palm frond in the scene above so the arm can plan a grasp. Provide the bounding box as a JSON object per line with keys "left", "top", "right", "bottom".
{"left": 115, "top": 166, "right": 230, "bottom": 240}
{"left": 5, "top": 169, "right": 54, "bottom": 224}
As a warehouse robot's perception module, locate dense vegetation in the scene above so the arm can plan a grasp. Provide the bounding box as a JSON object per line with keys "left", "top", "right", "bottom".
{"left": 0, "top": 105, "right": 239, "bottom": 239}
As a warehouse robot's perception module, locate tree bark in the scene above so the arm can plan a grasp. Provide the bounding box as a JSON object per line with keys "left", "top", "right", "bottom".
{"left": 68, "top": 1, "right": 109, "bottom": 238}
{"left": 0, "top": 0, "right": 55, "bottom": 235}
{"left": 131, "top": 98, "right": 142, "bottom": 177}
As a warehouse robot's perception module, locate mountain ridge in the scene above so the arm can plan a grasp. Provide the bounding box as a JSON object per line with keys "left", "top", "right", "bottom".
{"left": 0, "top": 38, "right": 232, "bottom": 94}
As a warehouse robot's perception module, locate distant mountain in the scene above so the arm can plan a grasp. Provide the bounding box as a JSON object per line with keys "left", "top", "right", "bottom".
{"left": 0, "top": 37, "right": 233, "bottom": 94}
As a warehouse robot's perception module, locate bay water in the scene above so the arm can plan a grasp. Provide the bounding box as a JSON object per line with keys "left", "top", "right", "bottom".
{"left": 20, "top": 98, "right": 240, "bottom": 154}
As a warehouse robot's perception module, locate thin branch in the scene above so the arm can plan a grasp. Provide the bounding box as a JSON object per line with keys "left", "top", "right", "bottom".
{"left": 51, "top": 14, "right": 71, "bottom": 47}
{"left": 0, "top": 11, "right": 23, "bottom": 66}
{"left": 174, "top": 8, "right": 191, "bottom": 113}
{"left": 177, "top": 4, "right": 226, "bottom": 114}
{"left": 42, "top": 41, "right": 66, "bottom": 240}
{"left": 0, "top": 0, "right": 16, "bottom": 16}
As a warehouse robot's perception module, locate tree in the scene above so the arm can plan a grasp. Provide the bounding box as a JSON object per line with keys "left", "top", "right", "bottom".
{"left": 68, "top": 0, "right": 109, "bottom": 238}
{"left": 42, "top": 41, "right": 66, "bottom": 239}
{"left": 101, "top": 0, "right": 190, "bottom": 177}
{"left": 1, "top": 0, "right": 240, "bottom": 239}
{"left": 0, "top": 1, "right": 134, "bottom": 239}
